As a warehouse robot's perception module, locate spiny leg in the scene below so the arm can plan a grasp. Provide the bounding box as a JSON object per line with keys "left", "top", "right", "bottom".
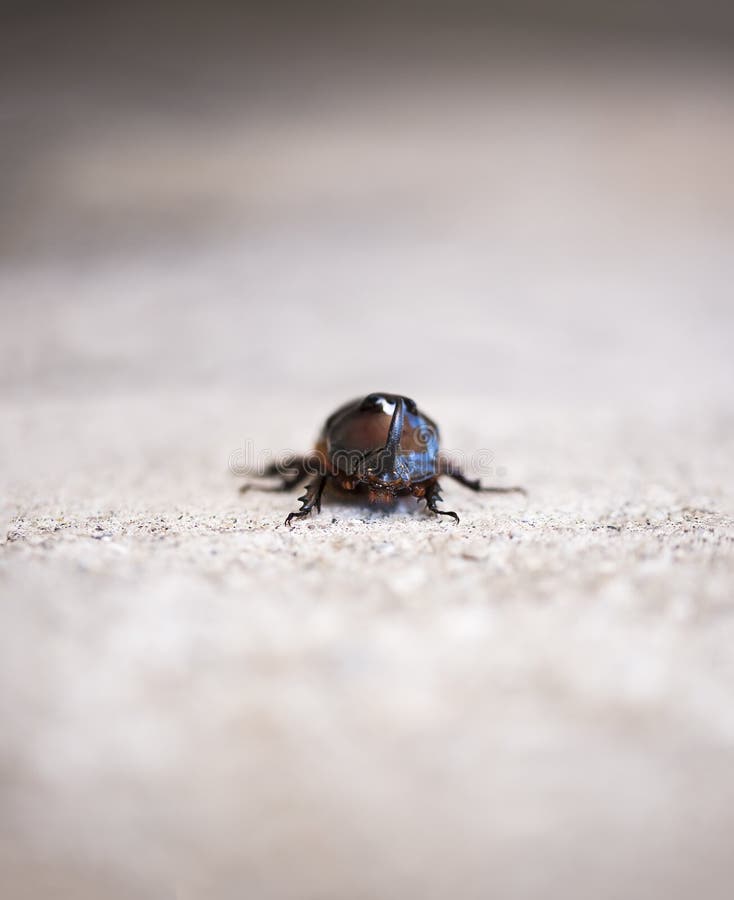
{"left": 285, "top": 475, "right": 328, "bottom": 526}
{"left": 240, "top": 454, "right": 317, "bottom": 493}
{"left": 440, "top": 459, "right": 526, "bottom": 495}
{"left": 424, "top": 479, "right": 459, "bottom": 524}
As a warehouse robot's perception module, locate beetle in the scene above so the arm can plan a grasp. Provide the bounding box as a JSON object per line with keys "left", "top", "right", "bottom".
{"left": 241, "top": 392, "right": 525, "bottom": 525}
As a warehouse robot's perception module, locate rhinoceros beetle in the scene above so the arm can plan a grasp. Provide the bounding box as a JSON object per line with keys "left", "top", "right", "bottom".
{"left": 242, "top": 392, "right": 525, "bottom": 525}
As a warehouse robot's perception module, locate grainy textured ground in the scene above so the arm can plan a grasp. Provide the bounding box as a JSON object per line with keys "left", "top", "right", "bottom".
{"left": 2, "top": 13, "right": 734, "bottom": 899}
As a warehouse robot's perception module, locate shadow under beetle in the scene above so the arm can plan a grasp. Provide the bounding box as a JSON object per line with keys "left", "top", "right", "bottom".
{"left": 241, "top": 392, "right": 525, "bottom": 525}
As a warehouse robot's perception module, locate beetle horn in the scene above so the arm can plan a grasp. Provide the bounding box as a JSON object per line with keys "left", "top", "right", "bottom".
{"left": 361, "top": 397, "right": 410, "bottom": 485}
{"left": 383, "top": 397, "right": 405, "bottom": 458}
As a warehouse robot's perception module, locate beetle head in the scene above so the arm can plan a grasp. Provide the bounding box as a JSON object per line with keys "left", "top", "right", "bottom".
{"left": 356, "top": 396, "right": 412, "bottom": 498}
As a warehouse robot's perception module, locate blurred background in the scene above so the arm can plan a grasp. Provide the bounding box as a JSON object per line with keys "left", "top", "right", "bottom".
{"left": 1, "top": 2, "right": 734, "bottom": 898}
{"left": 3, "top": 0, "right": 734, "bottom": 422}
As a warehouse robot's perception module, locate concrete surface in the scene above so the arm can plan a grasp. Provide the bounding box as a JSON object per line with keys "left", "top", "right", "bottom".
{"left": 1, "top": 19, "right": 734, "bottom": 900}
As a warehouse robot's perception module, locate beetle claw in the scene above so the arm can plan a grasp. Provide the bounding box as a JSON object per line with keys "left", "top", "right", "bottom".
{"left": 435, "top": 509, "right": 460, "bottom": 524}
{"left": 284, "top": 476, "right": 327, "bottom": 527}
{"left": 285, "top": 510, "right": 311, "bottom": 527}
{"left": 423, "top": 480, "right": 459, "bottom": 523}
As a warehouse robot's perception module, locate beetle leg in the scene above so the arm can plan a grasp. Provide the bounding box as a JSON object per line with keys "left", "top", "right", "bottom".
{"left": 439, "top": 459, "right": 526, "bottom": 495}
{"left": 285, "top": 476, "right": 328, "bottom": 526}
{"left": 424, "top": 479, "right": 460, "bottom": 524}
{"left": 240, "top": 454, "right": 318, "bottom": 493}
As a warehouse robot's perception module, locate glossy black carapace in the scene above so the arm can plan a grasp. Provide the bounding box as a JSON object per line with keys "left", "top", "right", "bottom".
{"left": 242, "top": 392, "right": 525, "bottom": 525}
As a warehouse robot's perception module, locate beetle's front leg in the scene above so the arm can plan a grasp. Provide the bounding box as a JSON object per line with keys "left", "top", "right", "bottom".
{"left": 240, "top": 454, "right": 318, "bottom": 493}
{"left": 439, "top": 457, "right": 525, "bottom": 495}
{"left": 423, "top": 479, "right": 459, "bottom": 524}
{"left": 285, "top": 475, "right": 328, "bottom": 526}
